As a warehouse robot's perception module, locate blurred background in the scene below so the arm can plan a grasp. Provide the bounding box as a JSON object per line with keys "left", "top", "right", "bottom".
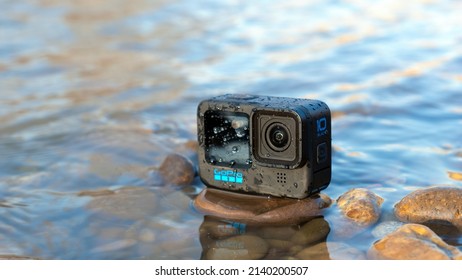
{"left": 0, "top": 0, "right": 461, "bottom": 259}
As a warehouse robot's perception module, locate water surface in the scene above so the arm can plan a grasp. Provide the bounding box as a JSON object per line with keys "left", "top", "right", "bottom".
{"left": 1, "top": 0, "right": 461, "bottom": 259}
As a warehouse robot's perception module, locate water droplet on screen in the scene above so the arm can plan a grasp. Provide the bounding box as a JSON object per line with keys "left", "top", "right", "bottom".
{"left": 232, "top": 146, "right": 239, "bottom": 153}
{"left": 230, "top": 160, "right": 236, "bottom": 166}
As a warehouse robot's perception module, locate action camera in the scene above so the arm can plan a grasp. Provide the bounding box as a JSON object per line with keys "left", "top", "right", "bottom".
{"left": 197, "top": 94, "right": 331, "bottom": 199}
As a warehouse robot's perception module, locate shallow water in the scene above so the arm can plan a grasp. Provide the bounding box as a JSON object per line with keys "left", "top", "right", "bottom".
{"left": 1, "top": 0, "right": 461, "bottom": 259}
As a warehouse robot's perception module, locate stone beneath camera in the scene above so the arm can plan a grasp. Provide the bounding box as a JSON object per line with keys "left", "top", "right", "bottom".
{"left": 337, "top": 188, "right": 384, "bottom": 226}
{"left": 394, "top": 186, "right": 462, "bottom": 230}
{"left": 290, "top": 217, "right": 330, "bottom": 246}
{"left": 295, "top": 242, "right": 365, "bottom": 260}
{"left": 204, "top": 234, "right": 269, "bottom": 260}
{"left": 159, "top": 154, "right": 195, "bottom": 186}
{"left": 368, "top": 223, "right": 462, "bottom": 260}
{"left": 193, "top": 188, "right": 332, "bottom": 226}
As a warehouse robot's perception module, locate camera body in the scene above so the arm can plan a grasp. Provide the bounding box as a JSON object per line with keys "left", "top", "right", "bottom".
{"left": 197, "top": 94, "right": 331, "bottom": 199}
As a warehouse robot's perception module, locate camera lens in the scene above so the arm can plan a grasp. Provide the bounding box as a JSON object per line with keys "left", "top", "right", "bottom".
{"left": 266, "top": 123, "right": 291, "bottom": 151}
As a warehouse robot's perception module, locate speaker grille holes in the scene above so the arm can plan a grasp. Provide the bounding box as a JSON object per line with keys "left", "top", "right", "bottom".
{"left": 276, "top": 172, "right": 287, "bottom": 184}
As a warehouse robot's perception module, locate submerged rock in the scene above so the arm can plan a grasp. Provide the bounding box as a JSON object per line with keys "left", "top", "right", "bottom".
{"left": 159, "top": 154, "right": 195, "bottom": 186}
{"left": 204, "top": 235, "right": 269, "bottom": 260}
{"left": 295, "top": 242, "right": 365, "bottom": 260}
{"left": 394, "top": 186, "right": 462, "bottom": 230}
{"left": 0, "top": 255, "right": 40, "bottom": 260}
{"left": 193, "top": 188, "right": 332, "bottom": 226}
{"left": 86, "top": 186, "right": 157, "bottom": 220}
{"left": 337, "top": 188, "right": 384, "bottom": 226}
{"left": 290, "top": 217, "right": 330, "bottom": 246}
{"left": 78, "top": 188, "right": 116, "bottom": 197}
{"left": 368, "top": 223, "right": 462, "bottom": 260}
{"left": 199, "top": 217, "right": 245, "bottom": 240}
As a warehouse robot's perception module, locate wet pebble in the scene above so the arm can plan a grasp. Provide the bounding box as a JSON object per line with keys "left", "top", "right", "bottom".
{"left": 295, "top": 242, "right": 365, "bottom": 260}
{"left": 204, "top": 235, "right": 269, "bottom": 260}
{"left": 337, "top": 188, "right": 384, "bottom": 226}
{"left": 394, "top": 186, "right": 462, "bottom": 230}
{"left": 159, "top": 154, "right": 195, "bottom": 186}
{"left": 193, "top": 188, "right": 332, "bottom": 226}
{"left": 86, "top": 186, "right": 157, "bottom": 220}
{"left": 290, "top": 217, "right": 330, "bottom": 246}
{"left": 368, "top": 223, "right": 462, "bottom": 260}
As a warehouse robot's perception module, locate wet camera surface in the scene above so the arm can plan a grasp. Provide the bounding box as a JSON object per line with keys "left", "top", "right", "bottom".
{"left": 197, "top": 94, "right": 331, "bottom": 198}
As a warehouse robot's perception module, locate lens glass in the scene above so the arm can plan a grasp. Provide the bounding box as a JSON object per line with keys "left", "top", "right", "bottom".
{"left": 266, "top": 123, "right": 290, "bottom": 151}
{"left": 204, "top": 111, "right": 251, "bottom": 168}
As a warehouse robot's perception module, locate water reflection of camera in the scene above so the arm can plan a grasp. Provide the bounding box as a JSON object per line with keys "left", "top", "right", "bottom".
{"left": 197, "top": 94, "right": 331, "bottom": 198}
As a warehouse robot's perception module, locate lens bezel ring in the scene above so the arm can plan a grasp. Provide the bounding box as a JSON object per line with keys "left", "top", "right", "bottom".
{"left": 265, "top": 122, "right": 291, "bottom": 152}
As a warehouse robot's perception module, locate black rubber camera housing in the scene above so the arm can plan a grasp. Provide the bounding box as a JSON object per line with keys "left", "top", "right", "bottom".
{"left": 197, "top": 94, "right": 331, "bottom": 198}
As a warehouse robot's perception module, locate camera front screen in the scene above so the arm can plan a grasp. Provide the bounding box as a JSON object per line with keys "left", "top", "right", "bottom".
{"left": 204, "top": 111, "right": 251, "bottom": 168}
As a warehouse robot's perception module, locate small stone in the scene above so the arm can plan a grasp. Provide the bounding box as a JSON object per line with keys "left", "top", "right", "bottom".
{"left": 204, "top": 235, "right": 269, "bottom": 260}
{"left": 368, "top": 224, "right": 462, "bottom": 260}
{"left": 86, "top": 186, "right": 157, "bottom": 220}
{"left": 193, "top": 188, "right": 332, "bottom": 226}
{"left": 295, "top": 242, "right": 365, "bottom": 260}
{"left": 337, "top": 188, "right": 384, "bottom": 226}
{"left": 290, "top": 217, "right": 330, "bottom": 246}
{"left": 159, "top": 154, "right": 195, "bottom": 186}
{"left": 295, "top": 242, "right": 329, "bottom": 260}
{"left": 394, "top": 186, "right": 462, "bottom": 230}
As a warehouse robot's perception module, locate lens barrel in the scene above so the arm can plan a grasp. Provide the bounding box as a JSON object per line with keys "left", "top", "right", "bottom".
{"left": 266, "top": 123, "right": 291, "bottom": 152}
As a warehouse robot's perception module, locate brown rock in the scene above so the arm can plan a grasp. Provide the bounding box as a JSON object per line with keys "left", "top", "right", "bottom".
{"left": 294, "top": 242, "right": 329, "bottom": 260}
{"left": 266, "top": 239, "right": 293, "bottom": 250}
{"left": 193, "top": 188, "right": 332, "bottom": 226}
{"left": 368, "top": 223, "right": 462, "bottom": 260}
{"left": 159, "top": 154, "right": 195, "bottom": 186}
{"left": 290, "top": 217, "right": 330, "bottom": 246}
{"left": 337, "top": 188, "right": 384, "bottom": 225}
{"left": 394, "top": 186, "right": 462, "bottom": 230}
{"left": 295, "top": 242, "right": 365, "bottom": 260}
{"left": 204, "top": 235, "right": 269, "bottom": 260}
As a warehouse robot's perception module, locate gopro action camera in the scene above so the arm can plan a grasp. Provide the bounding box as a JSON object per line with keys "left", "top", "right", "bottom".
{"left": 197, "top": 94, "right": 331, "bottom": 199}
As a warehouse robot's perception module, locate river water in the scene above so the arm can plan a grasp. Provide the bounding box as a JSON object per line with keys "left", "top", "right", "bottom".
{"left": 0, "top": 0, "right": 461, "bottom": 259}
